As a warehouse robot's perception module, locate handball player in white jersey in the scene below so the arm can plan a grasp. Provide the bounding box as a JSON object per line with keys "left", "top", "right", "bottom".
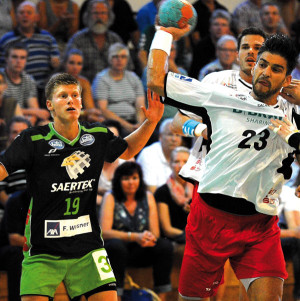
{"left": 147, "top": 26, "right": 299, "bottom": 301}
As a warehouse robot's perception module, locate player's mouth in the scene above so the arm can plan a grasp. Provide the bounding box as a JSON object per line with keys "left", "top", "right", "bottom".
{"left": 246, "top": 57, "right": 256, "bottom": 63}
{"left": 66, "top": 107, "right": 76, "bottom": 112}
{"left": 258, "top": 79, "right": 270, "bottom": 87}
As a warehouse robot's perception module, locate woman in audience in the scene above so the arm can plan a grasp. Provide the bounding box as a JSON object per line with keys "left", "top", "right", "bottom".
{"left": 100, "top": 161, "right": 173, "bottom": 301}
{"left": 63, "top": 48, "right": 103, "bottom": 122}
{"left": 92, "top": 43, "right": 145, "bottom": 135}
{"left": 154, "top": 146, "right": 192, "bottom": 244}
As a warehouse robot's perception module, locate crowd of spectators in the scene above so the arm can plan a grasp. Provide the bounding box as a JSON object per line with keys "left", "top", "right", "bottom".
{"left": 0, "top": 0, "right": 300, "bottom": 301}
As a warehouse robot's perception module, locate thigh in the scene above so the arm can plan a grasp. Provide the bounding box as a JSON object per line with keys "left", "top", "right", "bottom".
{"left": 65, "top": 248, "right": 116, "bottom": 299}
{"left": 247, "top": 277, "right": 283, "bottom": 301}
{"left": 21, "top": 254, "right": 65, "bottom": 298}
{"left": 88, "top": 291, "right": 117, "bottom": 301}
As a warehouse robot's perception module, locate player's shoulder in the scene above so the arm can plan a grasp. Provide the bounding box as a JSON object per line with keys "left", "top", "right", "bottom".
{"left": 202, "top": 70, "right": 238, "bottom": 83}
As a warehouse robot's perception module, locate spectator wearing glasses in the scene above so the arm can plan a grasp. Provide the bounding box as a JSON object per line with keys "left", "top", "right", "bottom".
{"left": 198, "top": 35, "right": 239, "bottom": 81}
{"left": 92, "top": 43, "right": 145, "bottom": 135}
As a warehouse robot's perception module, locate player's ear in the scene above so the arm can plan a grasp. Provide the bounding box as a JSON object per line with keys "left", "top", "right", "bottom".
{"left": 46, "top": 99, "right": 53, "bottom": 111}
{"left": 282, "top": 74, "right": 292, "bottom": 88}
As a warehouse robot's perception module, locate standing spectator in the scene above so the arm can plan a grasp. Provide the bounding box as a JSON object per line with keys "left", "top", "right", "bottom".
{"left": 137, "top": 118, "right": 182, "bottom": 193}
{"left": 155, "top": 146, "right": 192, "bottom": 244}
{"left": 100, "top": 161, "right": 173, "bottom": 301}
{"left": 0, "top": 72, "right": 23, "bottom": 152}
{"left": 136, "top": 0, "right": 161, "bottom": 33}
{"left": 0, "top": 190, "right": 30, "bottom": 301}
{"left": 259, "top": 2, "right": 290, "bottom": 36}
{"left": 0, "top": 0, "right": 16, "bottom": 38}
{"left": 92, "top": 43, "right": 145, "bottom": 135}
{"left": 292, "top": 54, "right": 300, "bottom": 80}
{"left": 189, "top": 9, "right": 231, "bottom": 79}
{"left": 198, "top": 35, "right": 239, "bottom": 81}
{"left": 37, "top": 0, "right": 79, "bottom": 52}
{"left": 0, "top": 1, "right": 60, "bottom": 107}
{"left": 63, "top": 48, "right": 103, "bottom": 122}
{"left": 66, "top": 0, "right": 126, "bottom": 82}
{"left": 192, "top": 0, "right": 229, "bottom": 44}
{"left": 232, "top": 0, "right": 288, "bottom": 35}
{"left": 1, "top": 42, "right": 50, "bottom": 125}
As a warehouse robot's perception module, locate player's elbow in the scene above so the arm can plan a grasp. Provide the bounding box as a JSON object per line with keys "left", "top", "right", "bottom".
{"left": 147, "top": 77, "right": 165, "bottom": 97}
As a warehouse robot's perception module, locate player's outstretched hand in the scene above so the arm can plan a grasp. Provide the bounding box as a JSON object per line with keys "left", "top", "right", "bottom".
{"left": 158, "top": 25, "right": 191, "bottom": 41}
{"left": 280, "top": 79, "right": 300, "bottom": 105}
{"left": 141, "top": 89, "right": 164, "bottom": 124}
{"left": 269, "top": 117, "right": 298, "bottom": 142}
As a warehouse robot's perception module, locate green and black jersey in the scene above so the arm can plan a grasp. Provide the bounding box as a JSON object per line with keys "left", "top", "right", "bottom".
{"left": 0, "top": 121, "right": 127, "bottom": 258}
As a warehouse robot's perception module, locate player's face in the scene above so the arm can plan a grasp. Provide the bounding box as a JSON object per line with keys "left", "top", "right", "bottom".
{"left": 7, "top": 49, "right": 27, "bottom": 74}
{"left": 238, "top": 35, "right": 265, "bottom": 76}
{"left": 65, "top": 54, "right": 83, "bottom": 78}
{"left": 47, "top": 84, "right": 82, "bottom": 122}
{"left": 121, "top": 172, "right": 140, "bottom": 196}
{"left": 252, "top": 52, "right": 291, "bottom": 101}
{"left": 171, "top": 151, "right": 189, "bottom": 176}
{"left": 160, "top": 124, "right": 182, "bottom": 152}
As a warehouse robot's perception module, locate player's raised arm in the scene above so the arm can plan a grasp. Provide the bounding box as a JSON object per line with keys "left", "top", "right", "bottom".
{"left": 147, "top": 26, "right": 190, "bottom": 97}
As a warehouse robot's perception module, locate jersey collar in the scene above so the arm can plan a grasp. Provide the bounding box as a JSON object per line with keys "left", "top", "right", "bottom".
{"left": 49, "top": 122, "right": 81, "bottom": 146}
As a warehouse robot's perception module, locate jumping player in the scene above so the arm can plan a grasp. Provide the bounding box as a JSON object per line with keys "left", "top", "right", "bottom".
{"left": 147, "top": 27, "right": 298, "bottom": 301}
{"left": 0, "top": 73, "right": 164, "bottom": 301}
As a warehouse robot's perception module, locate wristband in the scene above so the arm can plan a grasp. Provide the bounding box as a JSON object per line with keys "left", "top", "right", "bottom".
{"left": 150, "top": 30, "right": 173, "bottom": 56}
{"left": 182, "top": 119, "right": 207, "bottom": 137}
{"left": 285, "top": 130, "right": 300, "bottom": 147}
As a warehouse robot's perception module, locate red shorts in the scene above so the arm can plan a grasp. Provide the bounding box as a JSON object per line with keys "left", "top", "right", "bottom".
{"left": 178, "top": 184, "right": 287, "bottom": 299}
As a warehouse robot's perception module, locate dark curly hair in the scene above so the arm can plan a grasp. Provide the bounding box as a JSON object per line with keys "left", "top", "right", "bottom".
{"left": 112, "top": 162, "right": 146, "bottom": 202}
{"left": 257, "top": 34, "right": 298, "bottom": 75}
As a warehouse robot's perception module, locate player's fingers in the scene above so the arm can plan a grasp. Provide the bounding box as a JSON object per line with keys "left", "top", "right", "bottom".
{"left": 283, "top": 117, "right": 293, "bottom": 126}
{"left": 147, "top": 88, "right": 153, "bottom": 102}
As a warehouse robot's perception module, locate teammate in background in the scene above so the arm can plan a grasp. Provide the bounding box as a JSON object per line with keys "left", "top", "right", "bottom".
{"left": 0, "top": 73, "right": 163, "bottom": 301}
{"left": 147, "top": 25, "right": 298, "bottom": 301}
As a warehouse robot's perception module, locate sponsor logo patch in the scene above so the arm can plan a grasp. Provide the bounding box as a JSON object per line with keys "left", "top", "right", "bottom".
{"left": 45, "top": 215, "right": 92, "bottom": 238}
{"left": 80, "top": 134, "right": 95, "bottom": 146}
{"left": 174, "top": 73, "right": 193, "bottom": 82}
{"left": 49, "top": 139, "right": 65, "bottom": 149}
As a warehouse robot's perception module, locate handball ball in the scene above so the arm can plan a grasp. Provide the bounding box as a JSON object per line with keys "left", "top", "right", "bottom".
{"left": 158, "top": 0, "right": 197, "bottom": 32}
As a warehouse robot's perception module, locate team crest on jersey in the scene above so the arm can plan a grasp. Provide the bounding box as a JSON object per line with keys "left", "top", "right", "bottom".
{"left": 79, "top": 134, "right": 95, "bottom": 146}
{"left": 49, "top": 139, "right": 65, "bottom": 149}
{"left": 46, "top": 221, "right": 60, "bottom": 237}
{"left": 61, "top": 151, "right": 91, "bottom": 179}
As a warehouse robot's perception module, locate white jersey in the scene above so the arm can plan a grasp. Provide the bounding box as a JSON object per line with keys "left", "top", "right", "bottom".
{"left": 165, "top": 72, "right": 297, "bottom": 215}
{"left": 179, "top": 70, "right": 300, "bottom": 185}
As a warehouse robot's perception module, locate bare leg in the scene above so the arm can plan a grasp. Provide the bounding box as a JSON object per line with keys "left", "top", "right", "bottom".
{"left": 22, "top": 296, "right": 49, "bottom": 301}
{"left": 88, "top": 291, "right": 117, "bottom": 301}
{"left": 178, "top": 294, "right": 210, "bottom": 301}
{"left": 239, "top": 282, "right": 249, "bottom": 301}
{"left": 247, "top": 277, "right": 283, "bottom": 301}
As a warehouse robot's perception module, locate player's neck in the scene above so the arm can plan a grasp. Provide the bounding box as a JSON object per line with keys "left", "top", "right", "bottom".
{"left": 239, "top": 70, "right": 252, "bottom": 84}
{"left": 53, "top": 119, "right": 79, "bottom": 141}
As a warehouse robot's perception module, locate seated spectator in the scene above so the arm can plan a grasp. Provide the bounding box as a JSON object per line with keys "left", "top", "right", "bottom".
{"left": 259, "top": 2, "right": 289, "bottom": 36}
{"left": 0, "top": 190, "right": 30, "bottom": 301}
{"left": 37, "top": 0, "right": 79, "bottom": 52}
{"left": 191, "top": 0, "right": 229, "bottom": 45}
{"left": 92, "top": 43, "right": 145, "bottom": 135}
{"left": 198, "top": 34, "right": 239, "bottom": 81}
{"left": 232, "top": 0, "right": 288, "bottom": 35}
{"left": 189, "top": 9, "right": 231, "bottom": 79}
{"left": 0, "top": 72, "right": 23, "bottom": 152}
{"left": 65, "top": 0, "right": 129, "bottom": 83}
{"left": 100, "top": 161, "right": 173, "bottom": 301}
{"left": 0, "top": 116, "right": 31, "bottom": 207}
{"left": 0, "top": 1, "right": 60, "bottom": 107}
{"left": 155, "top": 146, "right": 192, "bottom": 244}
{"left": 0, "top": 0, "right": 16, "bottom": 38}
{"left": 1, "top": 42, "right": 50, "bottom": 125}
{"left": 137, "top": 118, "right": 182, "bottom": 193}
{"left": 292, "top": 54, "right": 300, "bottom": 80}
{"left": 63, "top": 48, "right": 103, "bottom": 122}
